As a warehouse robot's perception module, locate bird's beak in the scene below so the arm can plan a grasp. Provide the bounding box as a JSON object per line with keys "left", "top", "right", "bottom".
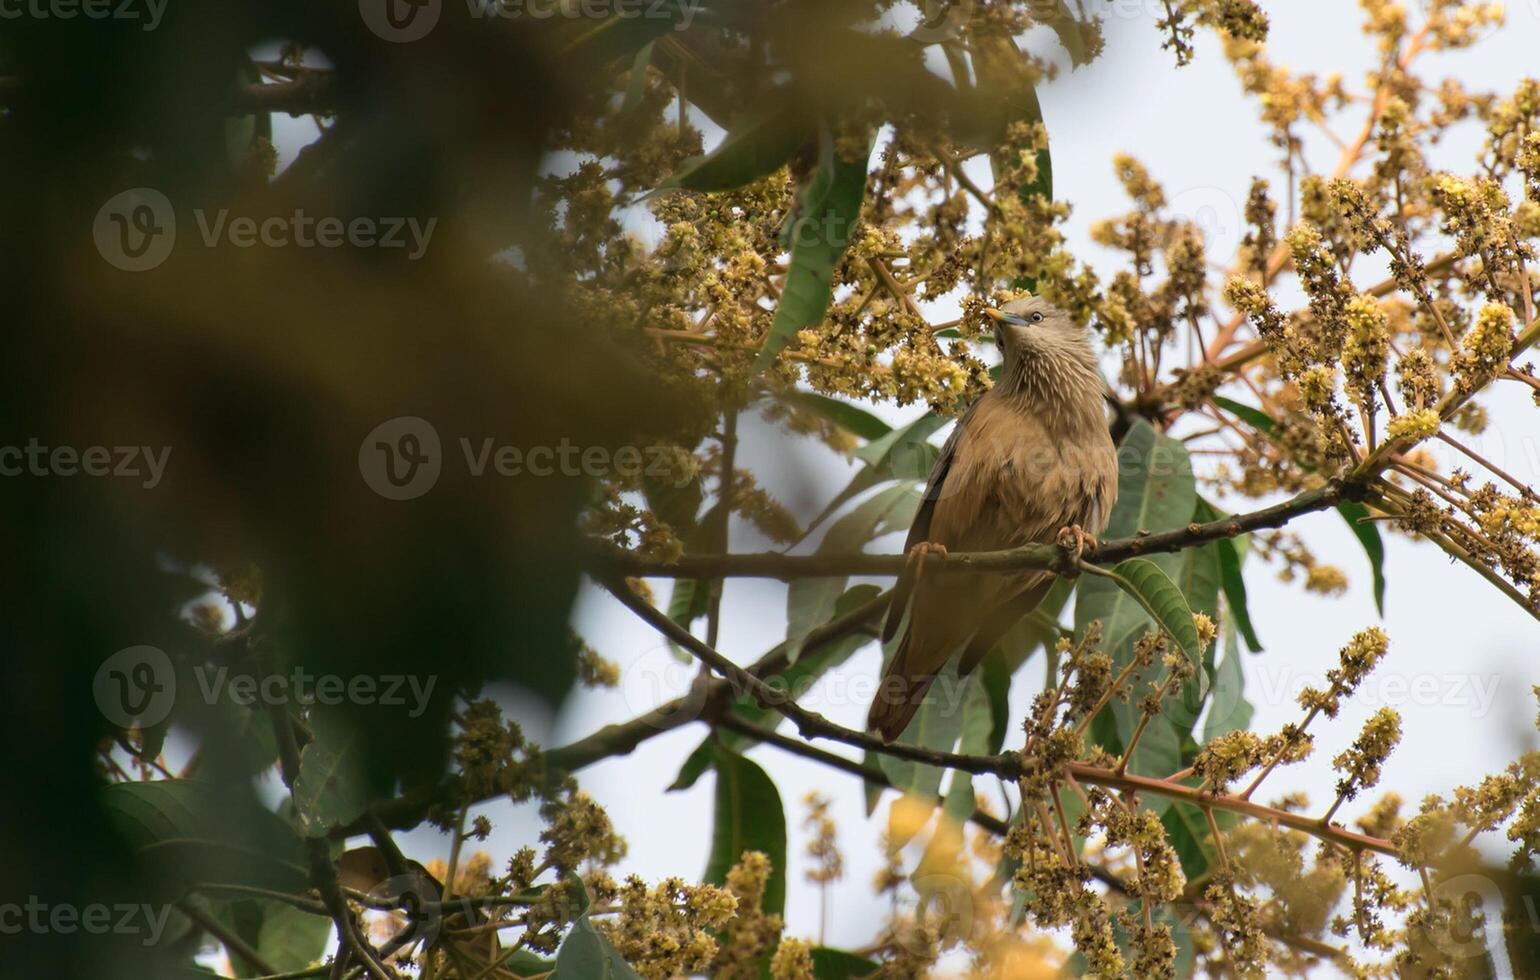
{"left": 983, "top": 307, "right": 1030, "bottom": 326}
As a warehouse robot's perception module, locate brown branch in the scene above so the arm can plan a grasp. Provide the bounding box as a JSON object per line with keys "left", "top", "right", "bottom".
{"left": 600, "top": 574, "right": 1020, "bottom": 777}
{"left": 605, "top": 570, "right": 1409, "bottom": 866}
{"left": 176, "top": 899, "right": 279, "bottom": 977}
{"left": 591, "top": 481, "right": 1354, "bottom": 580}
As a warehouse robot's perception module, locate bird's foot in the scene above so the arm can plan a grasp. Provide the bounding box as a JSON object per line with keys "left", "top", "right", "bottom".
{"left": 1056, "top": 525, "right": 1098, "bottom": 565}
{"left": 905, "top": 541, "right": 949, "bottom": 582}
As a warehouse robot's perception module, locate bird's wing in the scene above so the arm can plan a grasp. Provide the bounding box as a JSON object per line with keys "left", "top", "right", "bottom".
{"left": 880, "top": 402, "right": 978, "bottom": 643}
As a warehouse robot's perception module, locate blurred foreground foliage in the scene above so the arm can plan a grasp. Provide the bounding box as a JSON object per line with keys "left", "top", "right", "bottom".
{"left": 6, "top": 0, "right": 1540, "bottom": 977}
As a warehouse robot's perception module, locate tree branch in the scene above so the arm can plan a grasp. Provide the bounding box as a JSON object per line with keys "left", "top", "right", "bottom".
{"left": 590, "top": 481, "right": 1354, "bottom": 580}
{"left": 605, "top": 570, "right": 1408, "bottom": 866}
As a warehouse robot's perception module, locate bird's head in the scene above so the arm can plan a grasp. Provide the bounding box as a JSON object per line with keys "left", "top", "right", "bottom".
{"left": 981, "top": 297, "right": 1101, "bottom": 401}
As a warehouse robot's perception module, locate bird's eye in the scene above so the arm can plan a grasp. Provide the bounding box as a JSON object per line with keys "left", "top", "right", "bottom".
{"left": 1030, "top": 312, "right": 1044, "bottom": 323}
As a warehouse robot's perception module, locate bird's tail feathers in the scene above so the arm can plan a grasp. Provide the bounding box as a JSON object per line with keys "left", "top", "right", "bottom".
{"left": 866, "top": 634, "right": 938, "bottom": 743}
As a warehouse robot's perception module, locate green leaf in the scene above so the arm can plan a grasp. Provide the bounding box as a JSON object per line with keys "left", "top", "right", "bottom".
{"left": 1203, "top": 617, "right": 1254, "bottom": 742}
{"left": 786, "top": 484, "right": 916, "bottom": 662}
{"left": 1075, "top": 421, "right": 1196, "bottom": 782}
{"left": 810, "top": 946, "right": 880, "bottom": 978}
{"left": 104, "top": 779, "right": 310, "bottom": 900}
{"left": 620, "top": 42, "right": 654, "bottom": 114}
{"left": 292, "top": 709, "right": 371, "bottom": 837}
{"left": 1172, "top": 505, "right": 1223, "bottom": 737}
{"left": 981, "top": 577, "right": 1075, "bottom": 753}
{"left": 754, "top": 129, "right": 870, "bottom": 369}
{"left": 665, "top": 577, "right": 710, "bottom": 663}
{"left": 1338, "top": 500, "right": 1388, "bottom": 615}
{"left": 655, "top": 98, "right": 814, "bottom": 195}
{"left": 1211, "top": 394, "right": 1277, "bottom": 435}
{"left": 704, "top": 743, "right": 788, "bottom": 915}
{"left": 877, "top": 664, "right": 974, "bottom": 821}
{"left": 1214, "top": 533, "right": 1263, "bottom": 653}
{"left": 862, "top": 748, "right": 885, "bottom": 816}
{"left": 1105, "top": 558, "right": 1204, "bottom": 688}
{"left": 921, "top": 681, "right": 994, "bottom": 869}
{"left": 783, "top": 391, "right": 893, "bottom": 441}
{"left": 213, "top": 899, "right": 331, "bottom": 979}
{"left": 553, "top": 911, "right": 645, "bottom": 979}
{"left": 1162, "top": 800, "right": 1216, "bottom": 880}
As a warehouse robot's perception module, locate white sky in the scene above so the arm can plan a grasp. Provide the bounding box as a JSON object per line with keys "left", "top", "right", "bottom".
{"left": 341, "top": 2, "right": 1540, "bottom": 973}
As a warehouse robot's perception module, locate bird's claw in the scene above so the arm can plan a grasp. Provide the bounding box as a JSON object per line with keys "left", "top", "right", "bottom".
{"left": 906, "top": 541, "right": 949, "bottom": 582}
{"left": 1056, "top": 525, "right": 1098, "bottom": 564}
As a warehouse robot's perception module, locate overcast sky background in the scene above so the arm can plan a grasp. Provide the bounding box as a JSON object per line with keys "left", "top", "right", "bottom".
{"left": 258, "top": 2, "right": 1540, "bottom": 973}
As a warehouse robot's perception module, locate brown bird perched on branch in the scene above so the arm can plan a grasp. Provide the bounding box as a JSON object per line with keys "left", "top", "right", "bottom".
{"left": 867, "top": 296, "right": 1119, "bottom": 742}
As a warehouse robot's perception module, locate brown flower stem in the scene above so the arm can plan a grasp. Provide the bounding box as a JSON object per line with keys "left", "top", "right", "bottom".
{"left": 1202, "top": 807, "right": 1231, "bottom": 874}
{"left": 1052, "top": 784, "right": 1081, "bottom": 869}
{"left": 1240, "top": 705, "right": 1322, "bottom": 801}
{"left": 1112, "top": 672, "right": 1179, "bottom": 777}
{"left": 1366, "top": 485, "right": 1537, "bottom": 619}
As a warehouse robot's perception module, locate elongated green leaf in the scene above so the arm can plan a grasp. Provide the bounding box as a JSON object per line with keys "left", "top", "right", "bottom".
{"left": 1338, "top": 500, "right": 1388, "bottom": 615}
{"left": 811, "top": 947, "right": 880, "bottom": 978}
{"left": 1214, "top": 533, "right": 1262, "bottom": 652}
{"left": 1203, "top": 617, "right": 1254, "bottom": 742}
{"left": 981, "top": 577, "right": 1075, "bottom": 753}
{"left": 704, "top": 744, "right": 787, "bottom": 915}
{"left": 754, "top": 131, "right": 870, "bottom": 369}
{"left": 292, "top": 709, "right": 370, "bottom": 837}
{"left": 214, "top": 899, "right": 331, "bottom": 979}
{"left": 783, "top": 391, "right": 893, "bottom": 441}
{"left": 786, "top": 484, "right": 916, "bottom": 661}
{"left": 1075, "top": 421, "right": 1196, "bottom": 783}
{"left": 1106, "top": 558, "right": 1204, "bottom": 684}
{"left": 1211, "top": 394, "right": 1277, "bottom": 435}
{"left": 877, "top": 664, "right": 973, "bottom": 821}
{"left": 655, "top": 99, "right": 814, "bottom": 195}
{"left": 1161, "top": 800, "right": 1217, "bottom": 880}
{"left": 620, "top": 42, "right": 654, "bottom": 114}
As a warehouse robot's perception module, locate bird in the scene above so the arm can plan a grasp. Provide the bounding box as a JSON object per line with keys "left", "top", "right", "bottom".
{"left": 866, "top": 295, "right": 1119, "bottom": 743}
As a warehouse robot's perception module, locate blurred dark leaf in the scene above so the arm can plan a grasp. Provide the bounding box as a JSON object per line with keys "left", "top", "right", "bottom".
{"left": 1338, "top": 500, "right": 1388, "bottom": 615}
{"left": 754, "top": 128, "right": 869, "bottom": 369}
{"left": 704, "top": 743, "right": 787, "bottom": 915}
